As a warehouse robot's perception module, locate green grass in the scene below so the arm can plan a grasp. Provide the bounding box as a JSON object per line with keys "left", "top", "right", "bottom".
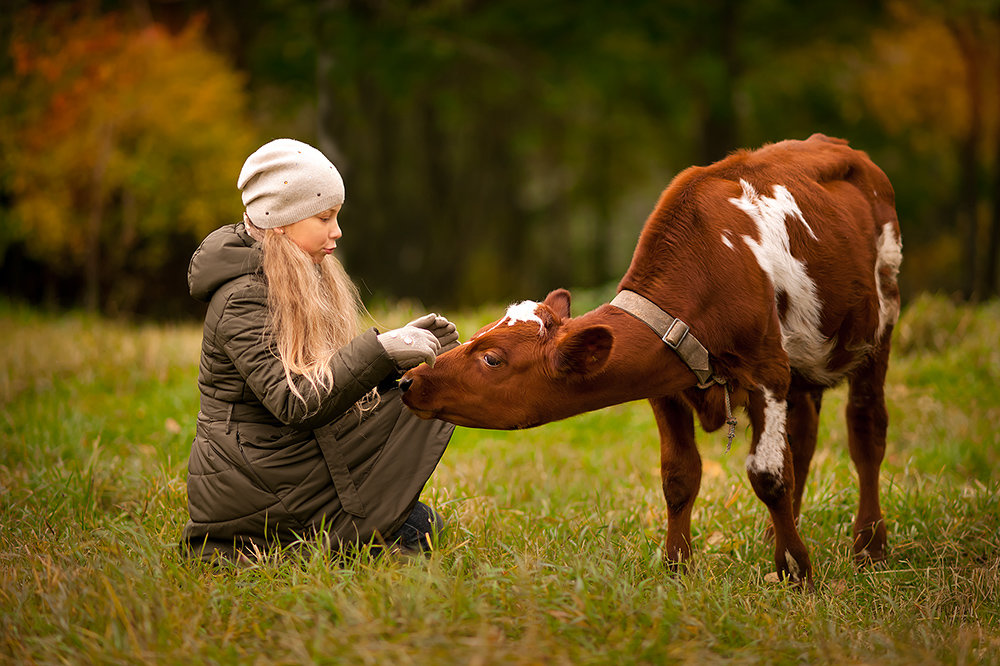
{"left": 2, "top": 294, "right": 999, "bottom": 664}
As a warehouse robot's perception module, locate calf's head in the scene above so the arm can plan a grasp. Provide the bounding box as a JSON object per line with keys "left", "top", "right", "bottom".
{"left": 400, "top": 289, "right": 613, "bottom": 429}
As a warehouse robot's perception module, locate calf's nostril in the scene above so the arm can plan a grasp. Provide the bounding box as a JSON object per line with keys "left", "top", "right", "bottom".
{"left": 398, "top": 376, "right": 413, "bottom": 393}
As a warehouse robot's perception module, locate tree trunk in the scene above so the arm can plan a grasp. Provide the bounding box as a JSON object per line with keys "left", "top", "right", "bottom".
{"left": 84, "top": 128, "right": 113, "bottom": 313}
{"left": 698, "top": 0, "right": 741, "bottom": 165}
{"left": 949, "top": 21, "right": 983, "bottom": 301}
{"left": 589, "top": 127, "right": 612, "bottom": 286}
{"left": 420, "top": 99, "right": 459, "bottom": 301}
{"left": 982, "top": 24, "right": 1000, "bottom": 300}
{"left": 984, "top": 102, "right": 1000, "bottom": 299}
{"left": 315, "top": 1, "right": 346, "bottom": 170}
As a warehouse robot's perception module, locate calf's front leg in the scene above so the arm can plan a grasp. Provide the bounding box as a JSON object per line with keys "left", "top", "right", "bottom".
{"left": 746, "top": 386, "right": 814, "bottom": 590}
{"left": 649, "top": 396, "right": 701, "bottom": 567}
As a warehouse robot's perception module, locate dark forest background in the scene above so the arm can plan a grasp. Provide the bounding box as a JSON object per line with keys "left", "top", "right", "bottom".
{"left": 1, "top": 0, "right": 998, "bottom": 319}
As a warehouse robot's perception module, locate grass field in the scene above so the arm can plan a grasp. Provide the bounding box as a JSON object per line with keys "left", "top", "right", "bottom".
{"left": 1, "top": 294, "right": 998, "bottom": 664}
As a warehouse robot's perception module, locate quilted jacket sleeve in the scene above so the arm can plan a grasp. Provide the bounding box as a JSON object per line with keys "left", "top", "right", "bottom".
{"left": 213, "top": 281, "right": 396, "bottom": 429}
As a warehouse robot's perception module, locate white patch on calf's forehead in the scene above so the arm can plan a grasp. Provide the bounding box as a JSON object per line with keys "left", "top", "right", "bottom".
{"left": 730, "top": 179, "right": 835, "bottom": 385}
{"left": 504, "top": 301, "right": 545, "bottom": 330}
{"left": 721, "top": 231, "right": 735, "bottom": 250}
{"left": 474, "top": 300, "right": 546, "bottom": 339}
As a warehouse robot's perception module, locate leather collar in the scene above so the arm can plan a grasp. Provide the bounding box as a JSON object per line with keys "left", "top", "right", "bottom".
{"left": 610, "top": 290, "right": 718, "bottom": 388}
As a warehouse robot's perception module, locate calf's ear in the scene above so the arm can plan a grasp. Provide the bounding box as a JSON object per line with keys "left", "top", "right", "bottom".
{"left": 543, "top": 289, "right": 572, "bottom": 320}
{"left": 552, "top": 325, "right": 613, "bottom": 376}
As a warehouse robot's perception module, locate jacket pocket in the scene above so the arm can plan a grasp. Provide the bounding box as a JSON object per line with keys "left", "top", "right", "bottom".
{"left": 186, "top": 421, "right": 280, "bottom": 526}
{"left": 314, "top": 425, "right": 368, "bottom": 519}
{"left": 235, "top": 430, "right": 274, "bottom": 494}
{"left": 190, "top": 416, "right": 241, "bottom": 475}
{"left": 235, "top": 429, "right": 309, "bottom": 533}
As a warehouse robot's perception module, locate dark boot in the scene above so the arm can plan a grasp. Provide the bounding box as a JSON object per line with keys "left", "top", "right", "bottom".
{"left": 391, "top": 501, "right": 445, "bottom": 553}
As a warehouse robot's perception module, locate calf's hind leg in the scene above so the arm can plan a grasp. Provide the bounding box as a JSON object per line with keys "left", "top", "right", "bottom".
{"left": 649, "top": 396, "right": 701, "bottom": 566}
{"left": 847, "top": 337, "right": 892, "bottom": 564}
{"left": 786, "top": 386, "right": 824, "bottom": 523}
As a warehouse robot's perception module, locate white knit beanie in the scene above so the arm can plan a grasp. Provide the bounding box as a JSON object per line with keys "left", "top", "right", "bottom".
{"left": 237, "top": 138, "right": 345, "bottom": 229}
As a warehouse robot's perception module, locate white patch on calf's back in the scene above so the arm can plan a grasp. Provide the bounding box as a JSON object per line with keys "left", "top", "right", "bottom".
{"left": 729, "top": 179, "right": 836, "bottom": 385}
{"left": 731, "top": 180, "right": 817, "bottom": 240}
{"left": 745, "top": 387, "right": 786, "bottom": 478}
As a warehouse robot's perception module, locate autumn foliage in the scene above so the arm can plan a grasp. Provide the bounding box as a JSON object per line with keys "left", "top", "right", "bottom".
{"left": 1, "top": 9, "right": 254, "bottom": 313}
{"left": 859, "top": 1, "right": 1000, "bottom": 298}
{"left": 1, "top": 1, "right": 999, "bottom": 314}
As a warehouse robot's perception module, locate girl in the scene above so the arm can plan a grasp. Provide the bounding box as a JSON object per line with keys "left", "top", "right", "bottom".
{"left": 181, "top": 138, "right": 459, "bottom": 562}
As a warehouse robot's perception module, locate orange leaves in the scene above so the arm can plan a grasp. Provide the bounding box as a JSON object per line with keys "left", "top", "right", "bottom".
{"left": 2, "top": 8, "right": 254, "bottom": 308}
{"left": 862, "top": 8, "right": 965, "bottom": 138}
{"left": 858, "top": 1, "right": 999, "bottom": 147}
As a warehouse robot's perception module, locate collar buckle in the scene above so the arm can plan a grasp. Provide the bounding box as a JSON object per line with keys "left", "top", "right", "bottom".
{"left": 662, "top": 320, "right": 690, "bottom": 349}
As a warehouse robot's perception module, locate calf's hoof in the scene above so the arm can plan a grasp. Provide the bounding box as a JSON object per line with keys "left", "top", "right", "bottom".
{"left": 662, "top": 541, "right": 692, "bottom": 574}
{"left": 853, "top": 522, "right": 887, "bottom": 567}
{"left": 766, "top": 548, "right": 815, "bottom": 592}
{"left": 854, "top": 548, "right": 887, "bottom": 567}
{"left": 764, "top": 569, "right": 816, "bottom": 592}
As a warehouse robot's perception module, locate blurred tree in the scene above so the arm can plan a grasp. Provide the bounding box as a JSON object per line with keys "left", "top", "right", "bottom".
{"left": 305, "top": 0, "right": 895, "bottom": 307}
{"left": 6, "top": 0, "right": 981, "bottom": 313}
{"left": 1, "top": 8, "right": 255, "bottom": 313}
{"left": 312, "top": 0, "right": 674, "bottom": 305}
{"left": 858, "top": 0, "right": 1000, "bottom": 299}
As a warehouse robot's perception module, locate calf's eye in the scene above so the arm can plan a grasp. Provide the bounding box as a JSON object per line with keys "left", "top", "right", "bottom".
{"left": 483, "top": 352, "right": 504, "bottom": 368}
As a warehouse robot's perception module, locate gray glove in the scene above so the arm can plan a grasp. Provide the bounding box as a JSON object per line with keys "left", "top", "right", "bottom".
{"left": 407, "top": 313, "right": 461, "bottom": 353}
{"left": 377, "top": 326, "right": 441, "bottom": 370}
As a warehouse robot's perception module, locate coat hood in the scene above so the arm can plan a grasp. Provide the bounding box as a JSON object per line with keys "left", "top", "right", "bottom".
{"left": 188, "top": 223, "right": 262, "bottom": 303}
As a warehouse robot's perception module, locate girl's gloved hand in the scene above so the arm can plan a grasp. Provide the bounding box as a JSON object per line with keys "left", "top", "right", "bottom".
{"left": 406, "top": 313, "right": 461, "bottom": 353}
{"left": 377, "top": 326, "right": 441, "bottom": 370}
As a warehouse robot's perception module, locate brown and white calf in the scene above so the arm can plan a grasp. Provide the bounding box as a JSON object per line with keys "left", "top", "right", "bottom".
{"left": 401, "top": 134, "right": 902, "bottom": 588}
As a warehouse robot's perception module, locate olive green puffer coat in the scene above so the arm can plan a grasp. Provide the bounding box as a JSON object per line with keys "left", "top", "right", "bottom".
{"left": 180, "top": 223, "right": 453, "bottom": 560}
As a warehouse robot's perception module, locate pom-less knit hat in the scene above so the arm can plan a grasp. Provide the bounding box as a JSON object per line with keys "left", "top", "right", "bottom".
{"left": 237, "top": 138, "right": 345, "bottom": 229}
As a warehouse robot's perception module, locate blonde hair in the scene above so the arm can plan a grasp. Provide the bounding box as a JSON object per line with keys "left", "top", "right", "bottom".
{"left": 259, "top": 225, "right": 375, "bottom": 407}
